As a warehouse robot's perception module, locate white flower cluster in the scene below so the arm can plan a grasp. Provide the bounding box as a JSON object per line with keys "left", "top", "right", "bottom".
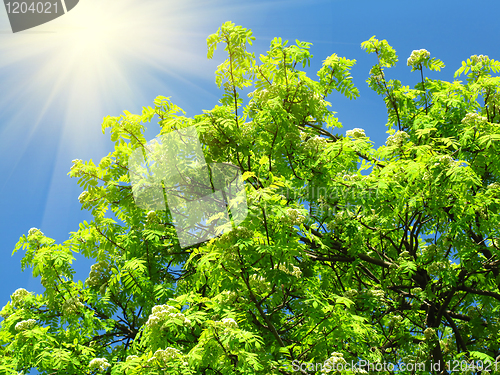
{"left": 126, "top": 355, "right": 139, "bottom": 362}
{"left": 146, "top": 304, "right": 191, "bottom": 330}
{"left": 367, "top": 289, "right": 385, "bottom": 300}
{"left": 219, "top": 226, "right": 254, "bottom": 245}
{"left": 325, "top": 220, "right": 337, "bottom": 232}
{"left": 422, "top": 244, "right": 437, "bottom": 257}
{"left": 385, "top": 131, "right": 409, "bottom": 147}
{"left": 330, "top": 211, "right": 349, "bottom": 227}
{"left": 212, "top": 317, "right": 239, "bottom": 336}
{"left": 303, "top": 136, "right": 327, "bottom": 153}
{"left": 278, "top": 263, "right": 302, "bottom": 278}
{"left": 239, "top": 121, "right": 254, "bottom": 141}
{"left": 470, "top": 54, "right": 489, "bottom": 65}
{"left": 343, "top": 289, "right": 358, "bottom": 300}
{"left": 434, "top": 155, "right": 454, "bottom": 167}
{"left": 148, "top": 347, "right": 182, "bottom": 365}
{"left": 62, "top": 296, "right": 84, "bottom": 315}
{"left": 27, "top": 228, "right": 43, "bottom": 237}
{"left": 346, "top": 128, "right": 366, "bottom": 139}
{"left": 461, "top": 112, "right": 488, "bottom": 126}
{"left": 220, "top": 317, "right": 238, "bottom": 329}
{"left": 146, "top": 210, "right": 160, "bottom": 224}
{"left": 231, "top": 226, "right": 254, "bottom": 240}
{"left": 15, "top": 319, "right": 36, "bottom": 332}
{"left": 249, "top": 274, "right": 271, "bottom": 295}
{"left": 219, "top": 290, "right": 238, "bottom": 304}
{"left": 309, "top": 92, "right": 322, "bottom": 101}
{"left": 285, "top": 208, "right": 306, "bottom": 226}
{"left": 253, "top": 88, "right": 269, "bottom": 101}
{"left": 11, "top": 288, "right": 30, "bottom": 307}
{"left": 487, "top": 182, "right": 500, "bottom": 190}
{"left": 407, "top": 49, "right": 430, "bottom": 67}
{"left": 424, "top": 327, "right": 436, "bottom": 340}
{"left": 221, "top": 248, "right": 241, "bottom": 269}
{"left": 86, "top": 261, "right": 110, "bottom": 288}
{"left": 427, "top": 261, "right": 448, "bottom": 277}
{"left": 340, "top": 173, "right": 361, "bottom": 182}
{"left": 321, "top": 352, "right": 347, "bottom": 374}
{"left": 389, "top": 315, "right": 403, "bottom": 327}
{"left": 89, "top": 358, "right": 111, "bottom": 372}
{"left": 78, "top": 191, "right": 89, "bottom": 204}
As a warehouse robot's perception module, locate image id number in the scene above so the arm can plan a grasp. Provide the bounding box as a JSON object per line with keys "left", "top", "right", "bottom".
{"left": 5, "top": 2, "right": 58, "bottom": 14}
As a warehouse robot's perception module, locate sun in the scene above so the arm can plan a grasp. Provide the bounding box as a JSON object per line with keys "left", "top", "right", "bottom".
{"left": 0, "top": 0, "right": 215, "bottom": 150}
{"left": 0, "top": 0, "right": 230, "bottom": 249}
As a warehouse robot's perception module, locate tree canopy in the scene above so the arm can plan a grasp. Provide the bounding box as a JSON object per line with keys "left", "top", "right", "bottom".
{"left": 2, "top": 21, "right": 500, "bottom": 374}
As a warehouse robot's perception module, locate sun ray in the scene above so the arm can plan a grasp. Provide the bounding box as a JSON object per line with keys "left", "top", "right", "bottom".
{"left": 0, "top": 0, "right": 293, "bottom": 247}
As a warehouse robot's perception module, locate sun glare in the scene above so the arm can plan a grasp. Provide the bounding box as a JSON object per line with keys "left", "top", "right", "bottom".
{"left": 0, "top": 0, "right": 213, "bottom": 147}
{"left": 0, "top": 0, "right": 232, "bottom": 246}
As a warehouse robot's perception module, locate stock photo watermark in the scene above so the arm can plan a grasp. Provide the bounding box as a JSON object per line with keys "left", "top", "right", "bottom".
{"left": 3, "top": 0, "right": 79, "bottom": 33}
{"left": 287, "top": 358, "right": 500, "bottom": 373}
{"left": 128, "top": 125, "right": 248, "bottom": 248}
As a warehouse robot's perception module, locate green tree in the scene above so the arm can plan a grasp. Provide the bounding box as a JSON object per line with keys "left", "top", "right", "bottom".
{"left": 2, "top": 21, "right": 500, "bottom": 374}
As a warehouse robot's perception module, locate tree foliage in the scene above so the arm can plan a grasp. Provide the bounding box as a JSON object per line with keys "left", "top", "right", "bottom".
{"left": 2, "top": 21, "right": 500, "bottom": 374}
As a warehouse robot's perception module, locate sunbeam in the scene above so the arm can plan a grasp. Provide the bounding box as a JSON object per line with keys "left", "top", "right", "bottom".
{"left": 0, "top": 0, "right": 289, "bottom": 249}
{"left": 0, "top": 0, "right": 228, "bottom": 154}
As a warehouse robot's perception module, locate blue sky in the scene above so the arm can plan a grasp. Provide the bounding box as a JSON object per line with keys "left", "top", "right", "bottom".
{"left": 0, "top": 0, "right": 499, "bottom": 325}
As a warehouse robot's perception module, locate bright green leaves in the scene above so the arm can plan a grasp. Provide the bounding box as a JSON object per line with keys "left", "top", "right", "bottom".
{"left": 207, "top": 21, "right": 255, "bottom": 59}
{"left": 102, "top": 96, "right": 185, "bottom": 149}
{"left": 153, "top": 96, "right": 186, "bottom": 132}
{"left": 318, "top": 53, "right": 359, "bottom": 100}
{"left": 289, "top": 39, "right": 313, "bottom": 68}
{"left": 102, "top": 111, "right": 146, "bottom": 147}
{"left": 264, "top": 37, "right": 313, "bottom": 71}
{"left": 5, "top": 22, "right": 500, "bottom": 374}
{"left": 454, "top": 54, "right": 500, "bottom": 80}
{"left": 120, "top": 258, "right": 148, "bottom": 296}
{"left": 207, "top": 21, "right": 256, "bottom": 94}
{"left": 361, "top": 35, "right": 398, "bottom": 68}
{"left": 362, "top": 38, "right": 446, "bottom": 132}
{"left": 423, "top": 57, "right": 445, "bottom": 72}
{"left": 362, "top": 37, "right": 401, "bottom": 120}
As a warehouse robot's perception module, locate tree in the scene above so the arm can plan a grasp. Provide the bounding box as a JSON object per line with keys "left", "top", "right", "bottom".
{"left": 1, "top": 21, "right": 500, "bottom": 374}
